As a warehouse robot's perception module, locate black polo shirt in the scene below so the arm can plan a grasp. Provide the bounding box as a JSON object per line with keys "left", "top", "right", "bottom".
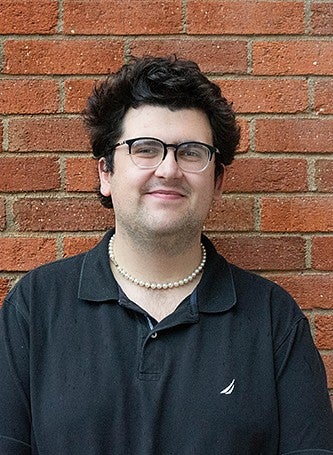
{"left": 0, "top": 230, "right": 332, "bottom": 454}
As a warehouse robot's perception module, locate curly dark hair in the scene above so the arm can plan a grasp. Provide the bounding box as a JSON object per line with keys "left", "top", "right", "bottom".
{"left": 83, "top": 55, "right": 240, "bottom": 208}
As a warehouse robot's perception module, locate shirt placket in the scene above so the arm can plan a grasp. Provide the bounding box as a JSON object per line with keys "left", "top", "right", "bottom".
{"left": 138, "top": 318, "right": 164, "bottom": 381}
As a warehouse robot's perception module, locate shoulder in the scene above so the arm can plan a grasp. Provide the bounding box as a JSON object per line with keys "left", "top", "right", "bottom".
{"left": 229, "top": 262, "right": 302, "bottom": 310}
{"left": 204, "top": 235, "right": 298, "bottom": 306}
{"left": 9, "top": 252, "right": 86, "bottom": 291}
{"left": 203, "top": 236, "right": 304, "bottom": 322}
{"left": 3, "top": 231, "right": 112, "bottom": 316}
{"left": 229, "top": 262, "right": 296, "bottom": 303}
{"left": 206, "top": 240, "right": 307, "bottom": 342}
{"left": 228, "top": 262, "right": 307, "bottom": 345}
{"left": 3, "top": 253, "right": 86, "bottom": 316}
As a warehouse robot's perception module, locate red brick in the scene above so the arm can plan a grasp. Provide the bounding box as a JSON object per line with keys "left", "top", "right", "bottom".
{"left": 0, "top": 278, "right": 10, "bottom": 307}
{"left": 312, "top": 237, "right": 333, "bottom": 271}
{"left": 130, "top": 39, "right": 248, "bottom": 74}
{"left": 63, "top": 0, "right": 182, "bottom": 35}
{"left": 187, "top": 1, "right": 304, "bottom": 35}
{"left": 255, "top": 119, "right": 333, "bottom": 153}
{"left": 0, "top": 198, "right": 5, "bottom": 230}
{"left": 218, "top": 78, "right": 308, "bottom": 114}
{"left": 4, "top": 39, "right": 124, "bottom": 75}
{"left": 261, "top": 196, "right": 333, "bottom": 232}
{"left": 0, "top": 0, "right": 57, "bottom": 34}
{"left": 322, "top": 355, "right": 333, "bottom": 389}
{"left": 315, "top": 159, "right": 333, "bottom": 192}
{"left": 0, "top": 157, "right": 60, "bottom": 192}
{"left": 8, "top": 118, "right": 89, "bottom": 152}
{"left": 66, "top": 157, "right": 98, "bottom": 192}
{"left": 14, "top": 198, "right": 114, "bottom": 232}
{"left": 0, "top": 122, "right": 3, "bottom": 151}
{"left": 0, "top": 79, "right": 59, "bottom": 114}
{"left": 63, "top": 236, "right": 101, "bottom": 257}
{"left": 269, "top": 273, "right": 333, "bottom": 310}
{"left": 65, "top": 79, "right": 96, "bottom": 113}
{"left": 0, "top": 237, "right": 56, "bottom": 271}
{"left": 315, "top": 315, "right": 333, "bottom": 350}
{"left": 253, "top": 41, "right": 333, "bottom": 76}
{"left": 204, "top": 197, "right": 255, "bottom": 232}
{"left": 314, "top": 79, "right": 333, "bottom": 115}
{"left": 224, "top": 158, "right": 308, "bottom": 193}
{"left": 210, "top": 235, "right": 306, "bottom": 271}
{"left": 311, "top": 2, "right": 333, "bottom": 35}
{"left": 237, "top": 120, "right": 250, "bottom": 153}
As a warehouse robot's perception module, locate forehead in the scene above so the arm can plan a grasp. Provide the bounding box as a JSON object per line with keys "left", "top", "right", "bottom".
{"left": 121, "top": 105, "right": 213, "bottom": 144}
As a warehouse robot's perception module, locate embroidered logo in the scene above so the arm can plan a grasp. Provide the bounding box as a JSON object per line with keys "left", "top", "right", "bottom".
{"left": 220, "top": 379, "right": 235, "bottom": 395}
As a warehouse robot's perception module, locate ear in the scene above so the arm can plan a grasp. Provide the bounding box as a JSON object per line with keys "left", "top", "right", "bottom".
{"left": 213, "top": 164, "right": 225, "bottom": 199}
{"left": 98, "top": 158, "right": 112, "bottom": 197}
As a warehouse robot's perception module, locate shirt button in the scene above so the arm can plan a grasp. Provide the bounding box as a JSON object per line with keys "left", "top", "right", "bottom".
{"left": 151, "top": 332, "right": 158, "bottom": 339}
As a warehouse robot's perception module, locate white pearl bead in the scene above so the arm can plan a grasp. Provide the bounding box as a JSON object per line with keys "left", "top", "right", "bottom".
{"left": 108, "top": 235, "right": 206, "bottom": 291}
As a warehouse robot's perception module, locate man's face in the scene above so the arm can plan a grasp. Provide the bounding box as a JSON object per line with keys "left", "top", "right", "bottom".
{"left": 99, "top": 105, "right": 222, "bottom": 243}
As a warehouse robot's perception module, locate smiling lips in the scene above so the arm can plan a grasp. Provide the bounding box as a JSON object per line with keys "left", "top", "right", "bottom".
{"left": 146, "top": 188, "right": 187, "bottom": 200}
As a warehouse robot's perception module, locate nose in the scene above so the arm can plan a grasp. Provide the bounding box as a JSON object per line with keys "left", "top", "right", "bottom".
{"left": 154, "top": 147, "right": 183, "bottom": 179}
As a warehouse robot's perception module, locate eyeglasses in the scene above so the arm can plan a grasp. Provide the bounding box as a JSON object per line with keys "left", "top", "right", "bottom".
{"left": 113, "top": 137, "right": 220, "bottom": 173}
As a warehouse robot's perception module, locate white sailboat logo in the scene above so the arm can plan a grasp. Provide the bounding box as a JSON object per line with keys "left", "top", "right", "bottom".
{"left": 220, "top": 379, "right": 235, "bottom": 395}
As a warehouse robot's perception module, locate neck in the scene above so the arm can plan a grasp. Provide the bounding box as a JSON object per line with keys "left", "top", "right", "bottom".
{"left": 110, "top": 229, "right": 204, "bottom": 286}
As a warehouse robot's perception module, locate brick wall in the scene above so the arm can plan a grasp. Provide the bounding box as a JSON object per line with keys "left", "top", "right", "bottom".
{"left": 0, "top": 0, "right": 332, "bottom": 399}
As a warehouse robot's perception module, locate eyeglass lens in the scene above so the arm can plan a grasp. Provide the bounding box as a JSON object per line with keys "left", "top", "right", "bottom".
{"left": 129, "top": 138, "right": 211, "bottom": 173}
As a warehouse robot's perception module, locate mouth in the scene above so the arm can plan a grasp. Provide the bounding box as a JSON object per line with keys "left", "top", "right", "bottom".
{"left": 146, "top": 189, "right": 186, "bottom": 200}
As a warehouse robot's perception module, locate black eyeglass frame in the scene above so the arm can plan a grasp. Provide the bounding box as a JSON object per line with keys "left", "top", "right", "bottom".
{"left": 112, "top": 137, "right": 220, "bottom": 173}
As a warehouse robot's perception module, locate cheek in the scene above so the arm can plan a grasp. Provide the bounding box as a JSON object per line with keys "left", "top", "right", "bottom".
{"left": 109, "top": 169, "right": 146, "bottom": 203}
{"left": 200, "top": 180, "right": 218, "bottom": 210}
{"left": 195, "top": 172, "right": 216, "bottom": 196}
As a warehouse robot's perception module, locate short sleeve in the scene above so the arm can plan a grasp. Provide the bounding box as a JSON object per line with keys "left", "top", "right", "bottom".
{"left": 0, "top": 296, "right": 32, "bottom": 453}
{"left": 275, "top": 317, "right": 333, "bottom": 454}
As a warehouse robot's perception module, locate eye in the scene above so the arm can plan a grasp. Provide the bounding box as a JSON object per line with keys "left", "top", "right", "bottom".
{"left": 135, "top": 147, "right": 159, "bottom": 156}
{"left": 178, "top": 144, "right": 207, "bottom": 161}
{"left": 131, "top": 140, "right": 162, "bottom": 158}
{"left": 183, "top": 149, "right": 201, "bottom": 158}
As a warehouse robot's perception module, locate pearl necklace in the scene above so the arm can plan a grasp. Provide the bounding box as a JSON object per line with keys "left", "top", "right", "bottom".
{"left": 108, "top": 234, "right": 206, "bottom": 290}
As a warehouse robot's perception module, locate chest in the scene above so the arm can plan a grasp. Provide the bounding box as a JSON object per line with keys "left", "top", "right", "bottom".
{"left": 30, "top": 304, "right": 279, "bottom": 454}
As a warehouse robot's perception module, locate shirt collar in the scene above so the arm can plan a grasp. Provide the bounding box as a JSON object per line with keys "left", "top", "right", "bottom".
{"left": 78, "top": 229, "right": 119, "bottom": 302}
{"left": 78, "top": 230, "right": 237, "bottom": 313}
{"left": 197, "top": 236, "right": 237, "bottom": 313}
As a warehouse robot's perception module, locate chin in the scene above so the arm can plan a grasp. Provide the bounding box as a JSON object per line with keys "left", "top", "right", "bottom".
{"left": 147, "top": 218, "right": 203, "bottom": 238}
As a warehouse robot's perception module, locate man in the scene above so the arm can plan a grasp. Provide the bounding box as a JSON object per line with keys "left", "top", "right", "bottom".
{"left": 0, "top": 56, "right": 332, "bottom": 454}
